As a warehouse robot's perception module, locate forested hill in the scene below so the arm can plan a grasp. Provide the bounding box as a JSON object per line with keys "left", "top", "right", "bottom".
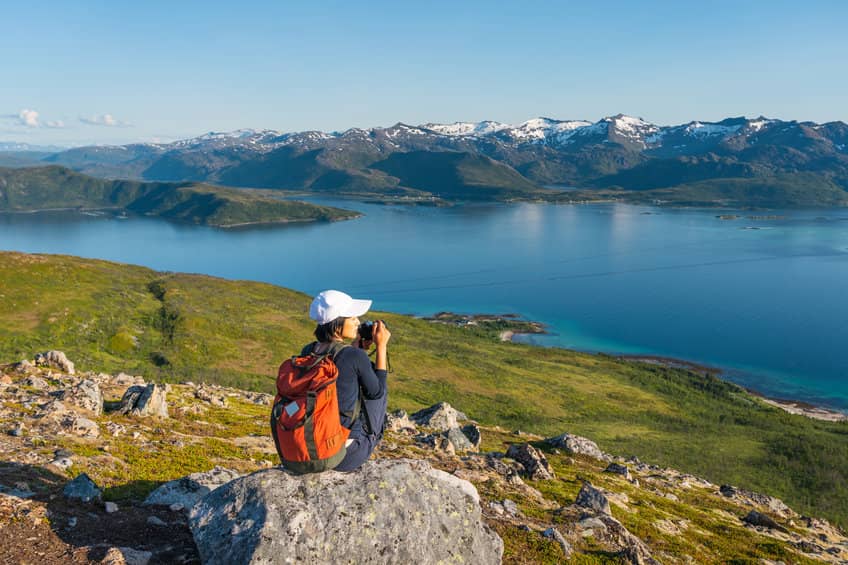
{"left": 0, "top": 166, "right": 358, "bottom": 227}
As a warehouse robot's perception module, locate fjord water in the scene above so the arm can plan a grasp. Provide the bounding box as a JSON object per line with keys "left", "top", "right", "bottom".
{"left": 3, "top": 201, "right": 848, "bottom": 410}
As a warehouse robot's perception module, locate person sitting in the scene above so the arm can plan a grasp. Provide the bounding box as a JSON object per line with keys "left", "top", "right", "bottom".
{"left": 272, "top": 289, "right": 390, "bottom": 473}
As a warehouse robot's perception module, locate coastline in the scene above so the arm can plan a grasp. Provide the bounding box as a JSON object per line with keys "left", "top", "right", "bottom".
{"left": 504, "top": 326, "right": 848, "bottom": 423}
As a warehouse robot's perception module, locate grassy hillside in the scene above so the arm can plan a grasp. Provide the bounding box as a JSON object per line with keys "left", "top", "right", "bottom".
{"left": 0, "top": 165, "right": 359, "bottom": 226}
{"left": 2, "top": 252, "right": 848, "bottom": 527}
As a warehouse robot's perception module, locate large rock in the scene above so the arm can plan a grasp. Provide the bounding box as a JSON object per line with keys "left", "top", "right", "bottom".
{"left": 575, "top": 482, "right": 611, "bottom": 515}
{"left": 545, "top": 432, "right": 609, "bottom": 461}
{"left": 144, "top": 466, "right": 241, "bottom": 509}
{"left": 189, "top": 459, "right": 503, "bottom": 565}
{"left": 57, "top": 379, "right": 103, "bottom": 415}
{"left": 63, "top": 473, "right": 102, "bottom": 502}
{"left": 34, "top": 350, "right": 75, "bottom": 374}
{"left": 120, "top": 383, "right": 169, "bottom": 418}
{"left": 410, "top": 402, "right": 467, "bottom": 431}
{"left": 505, "top": 443, "right": 555, "bottom": 480}
{"left": 742, "top": 510, "right": 789, "bottom": 533}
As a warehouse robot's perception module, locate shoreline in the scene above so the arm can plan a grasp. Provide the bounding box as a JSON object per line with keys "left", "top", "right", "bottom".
{"left": 504, "top": 326, "right": 848, "bottom": 423}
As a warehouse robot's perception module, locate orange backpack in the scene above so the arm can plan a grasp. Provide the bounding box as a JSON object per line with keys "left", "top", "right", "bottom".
{"left": 270, "top": 342, "right": 357, "bottom": 474}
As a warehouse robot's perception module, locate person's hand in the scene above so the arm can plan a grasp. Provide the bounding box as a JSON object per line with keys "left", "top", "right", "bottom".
{"left": 372, "top": 320, "right": 391, "bottom": 348}
{"left": 356, "top": 337, "right": 373, "bottom": 350}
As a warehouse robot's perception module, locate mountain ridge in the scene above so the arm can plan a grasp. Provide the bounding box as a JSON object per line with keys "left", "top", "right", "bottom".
{"left": 9, "top": 114, "right": 848, "bottom": 207}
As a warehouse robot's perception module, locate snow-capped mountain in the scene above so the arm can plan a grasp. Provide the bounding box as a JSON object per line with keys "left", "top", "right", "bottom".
{"left": 31, "top": 114, "right": 848, "bottom": 201}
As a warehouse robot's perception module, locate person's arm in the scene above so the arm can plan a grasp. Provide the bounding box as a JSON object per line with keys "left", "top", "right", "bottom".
{"left": 354, "top": 349, "right": 387, "bottom": 399}
{"left": 372, "top": 320, "right": 390, "bottom": 372}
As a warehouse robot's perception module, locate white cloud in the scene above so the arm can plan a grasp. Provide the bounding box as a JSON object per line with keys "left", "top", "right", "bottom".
{"left": 19, "top": 109, "right": 40, "bottom": 127}
{"left": 80, "top": 113, "right": 130, "bottom": 127}
{"left": 45, "top": 120, "right": 65, "bottom": 128}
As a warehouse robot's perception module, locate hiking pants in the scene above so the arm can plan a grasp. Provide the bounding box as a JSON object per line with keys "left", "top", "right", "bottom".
{"left": 335, "top": 392, "right": 388, "bottom": 472}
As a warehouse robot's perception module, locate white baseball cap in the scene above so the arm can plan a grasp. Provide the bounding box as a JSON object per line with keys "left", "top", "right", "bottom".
{"left": 309, "top": 290, "right": 372, "bottom": 324}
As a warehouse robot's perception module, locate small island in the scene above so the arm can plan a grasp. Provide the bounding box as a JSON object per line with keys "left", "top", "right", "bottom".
{"left": 422, "top": 311, "right": 546, "bottom": 341}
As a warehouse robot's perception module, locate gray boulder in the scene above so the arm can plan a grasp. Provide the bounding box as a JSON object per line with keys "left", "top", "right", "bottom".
{"left": 57, "top": 379, "right": 103, "bottom": 415}
{"left": 63, "top": 473, "right": 102, "bottom": 502}
{"left": 545, "top": 432, "right": 609, "bottom": 461}
{"left": 385, "top": 409, "right": 416, "bottom": 432}
{"left": 34, "top": 350, "right": 75, "bottom": 374}
{"left": 505, "top": 443, "right": 555, "bottom": 480}
{"left": 742, "top": 510, "right": 788, "bottom": 533}
{"left": 189, "top": 459, "right": 503, "bottom": 565}
{"left": 445, "top": 425, "right": 481, "bottom": 452}
{"left": 120, "top": 383, "right": 169, "bottom": 418}
{"left": 410, "top": 402, "right": 467, "bottom": 431}
{"left": 604, "top": 463, "right": 632, "bottom": 480}
{"left": 575, "top": 482, "right": 611, "bottom": 515}
{"left": 144, "top": 466, "right": 241, "bottom": 509}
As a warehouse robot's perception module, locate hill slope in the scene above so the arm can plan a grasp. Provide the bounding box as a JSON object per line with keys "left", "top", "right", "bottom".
{"left": 2, "top": 251, "right": 848, "bottom": 529}
{"left": 0, "top": 166, "right": 359, "bottom": 227}
{"left": 2, "top": 360, "right": 845, "bottom": 563}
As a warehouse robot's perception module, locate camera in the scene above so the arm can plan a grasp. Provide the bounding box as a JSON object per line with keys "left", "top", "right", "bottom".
{"left": 358, "top": 320, "right": 386, "bottom": 341}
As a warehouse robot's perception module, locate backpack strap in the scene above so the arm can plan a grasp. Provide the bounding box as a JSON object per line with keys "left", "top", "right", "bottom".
{"left": 307, "top": 341, "right": 363, "bottom": 430}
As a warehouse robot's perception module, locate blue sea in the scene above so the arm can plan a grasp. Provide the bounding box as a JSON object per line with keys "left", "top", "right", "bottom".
{"left": 2, "top": 201, "right": 847, "bottom": 410}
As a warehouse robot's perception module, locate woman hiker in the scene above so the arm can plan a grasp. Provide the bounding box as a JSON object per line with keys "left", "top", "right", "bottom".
{"left": 272, "top": 290, "right": 390, "bottom": 473}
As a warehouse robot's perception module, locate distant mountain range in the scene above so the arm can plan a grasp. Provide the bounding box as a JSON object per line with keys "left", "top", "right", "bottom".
{"left": 5, "top": 115, "right": 848, "bottom": 206}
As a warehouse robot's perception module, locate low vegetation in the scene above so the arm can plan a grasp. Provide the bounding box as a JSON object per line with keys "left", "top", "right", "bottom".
{"left": 2, "top": 251, "right": 848, "bottom": 528}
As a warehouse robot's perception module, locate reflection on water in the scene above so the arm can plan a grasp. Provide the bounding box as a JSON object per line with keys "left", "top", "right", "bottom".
{"left": 2, "top": 203, "right": 848, "bottom": 409}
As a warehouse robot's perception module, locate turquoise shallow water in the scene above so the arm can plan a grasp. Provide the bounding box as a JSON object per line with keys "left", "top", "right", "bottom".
{"left": 2, "top": 201, "right": 848, "bottom": 410}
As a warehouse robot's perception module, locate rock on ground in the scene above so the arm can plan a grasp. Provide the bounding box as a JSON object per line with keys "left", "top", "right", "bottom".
{"left": 189, "top": 459, "right": 503, "bottom": 565}
{"left": 34, "top": 350, "right": 75, "bottom": 374}
{"left": 410, "top": 402, "right": 467, "bottom": 431}
{"left": 63, "top": 473, "right": 102, "bottom": 503}
{"left": 506, "top": 443, "right": 555, "bottom": 480}
{"left": 385, "top": 409, "right": 416, "bottom": 433}
{"left": 144, "top": 466, "right": 241, "bottom": 509}
{"left": 56, "top": 379, "right": 103, "bottom": 415}
{"left": 545, "top": 432, "right": 610, "bottom": 461}
{"left": 575, "top": 482, "right": 611, "bottom": 515}
{"left": 120, "top": 384, "right": 169, "bottom": 418}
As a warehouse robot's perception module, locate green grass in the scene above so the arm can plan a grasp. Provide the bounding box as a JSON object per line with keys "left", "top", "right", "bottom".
{"left": 3, "top": 251, "right": 848, "bottom": 528}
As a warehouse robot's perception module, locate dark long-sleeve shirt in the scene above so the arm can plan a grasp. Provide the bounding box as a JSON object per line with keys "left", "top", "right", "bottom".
{"left": 301, "top": 343, "right": 387, "bottom": 436}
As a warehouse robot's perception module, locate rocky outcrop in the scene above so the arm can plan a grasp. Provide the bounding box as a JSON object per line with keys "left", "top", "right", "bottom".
{"left": 410, "top": 402, "right": 467, "bottom": 431}
{"left": 506, "top": 443, "right": 555, "bottom": 480}
{"left": 34, "top": 350, "right": 75, "bottom": 374}
{"left": 194, "top": 384, "right": 227, "bottom": 407}
{"left": 545, "top": 432, "right": 610, "bottom": 461}
{"left": 144, "top": 466, "right": 241, "bottom": 510}
{"left": 120, "top": 383, "right": 169, "bottom": 418}
{"left": 55, "top": 378, "right": 103, "bottom": 415}
{"left": 743, "top": 510, "right": 789, "bottom": 533}
{"left": 720, "top": 484, "right": 795, "bottom": 518}
{"left": 189, "top": 459, "right": 503, "bottom": 565}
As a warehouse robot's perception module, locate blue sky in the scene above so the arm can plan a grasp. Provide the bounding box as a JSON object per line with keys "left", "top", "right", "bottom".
{"left": 3, "top": 0, "right": 846, "bottom": 146}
